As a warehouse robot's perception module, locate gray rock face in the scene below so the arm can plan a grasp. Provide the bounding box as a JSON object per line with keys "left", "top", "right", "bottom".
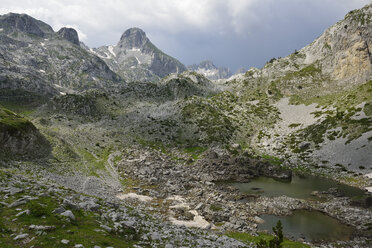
{"left": 89, "top": 27, "right": 187, "bottom": 82}
{"left": 57, "top": 27, "right": 79, "bottom": 46}
{"left": 188, "top": 60, "right": 232, "bottom": 80}
{"left": 0, "top": 13, "right": 53, "bottom": 38}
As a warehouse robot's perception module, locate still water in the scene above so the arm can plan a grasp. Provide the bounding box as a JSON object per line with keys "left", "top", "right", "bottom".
{"left": 228, "top": 174, "right": 364, "bottom": 199}
{"left": 258, "top": 210, "right": 353, "bottom": 242}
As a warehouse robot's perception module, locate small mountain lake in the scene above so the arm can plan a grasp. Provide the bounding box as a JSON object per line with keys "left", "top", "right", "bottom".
{"left": 258, "top": 210, "right": 354, "bottom": 242}
{"left": 226, "top": 174, "right": 365, "bottom": 199}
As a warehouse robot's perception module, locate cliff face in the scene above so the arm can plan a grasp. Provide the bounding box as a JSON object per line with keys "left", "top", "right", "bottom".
{"left": 258, "top": 3, "right": 372, "bottom": 86}
{"left": 302, "top": 4, "right": 372, "bottom": 84}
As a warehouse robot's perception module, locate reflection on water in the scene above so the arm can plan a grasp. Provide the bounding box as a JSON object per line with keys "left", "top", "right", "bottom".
{"left": 228, "top": 175, "right": 364, "bottom": 199}
{"left": 258, "top": 210, "right": 353, "bottom": 242}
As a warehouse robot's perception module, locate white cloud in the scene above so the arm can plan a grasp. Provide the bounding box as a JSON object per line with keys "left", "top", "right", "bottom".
{"left": 0, "top": 0, "right": 368, "bottom": 42}
{"left": 0, "top": 0, "right": 258, "bottom": 35}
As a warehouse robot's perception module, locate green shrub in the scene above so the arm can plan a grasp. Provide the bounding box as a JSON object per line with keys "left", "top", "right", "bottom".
{"left": 29, "top": 201, "right": 48, "bottom": 217}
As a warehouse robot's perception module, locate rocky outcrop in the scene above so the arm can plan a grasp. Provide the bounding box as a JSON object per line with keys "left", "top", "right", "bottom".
{"left": 57, "top": 27, "right": 79, "bottom": 46}
{"left": 300, "top": 3, "right": 372, "bottom": 85}
{"left": 46, "top": 91, "right": 109, "bottom": 117}
{"left": 255, "top": 3, "right": 372, "bottom": 86}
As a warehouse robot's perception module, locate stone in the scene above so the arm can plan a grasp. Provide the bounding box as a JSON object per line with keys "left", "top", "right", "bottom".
{"left": 151, "top": 232, "right": 160, "bottom": 241}
{"left": 8, "top": 199, "right": 28, "bottom": 208}
{"left": 15, "top": 209, "right": 30, "bottom": 217}
{"left": 195, "top": 203, "right": 203, "bottom": 210}
{"left": 61, "top": 210, "right": 76, "bottom": 221}
{"left": 253, "top": 216, "right": 265, "bottom": 224}
{"left": 79, "top": 200, "right": 100, "bottom": 212}
{"left": 231, "top": 144, "right": 241, "bottom": 149}
{"left": 100, "top": 224, "right": 112, "bottom": 233}
{"left": 9, "top": 187, "right": 24, "bottom": 195}
{"left": 61, "top": 239, "right": 70, "bottom": 244}
{"left": 123, "top": 220, "right": 136, "bottom": 228}
{"left": 13, "top": 233, "right": 28, "bottom": 240}
{"left": 63, "top": 199, "right": 79, "bottom": 210}
{"left": 29, "top": 224, "right": 55, "bottom": 231}
{"left": 52, "top": 206, "right": 66, "bottom": 214}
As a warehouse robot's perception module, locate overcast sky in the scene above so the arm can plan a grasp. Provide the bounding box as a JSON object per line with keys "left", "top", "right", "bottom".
{"left": 0, "top": 0, "right": 370, "bottom": 71}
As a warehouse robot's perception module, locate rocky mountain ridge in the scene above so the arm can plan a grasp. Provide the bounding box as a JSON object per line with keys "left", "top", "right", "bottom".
{"left": 0, "top": 13, "right": 122, "bottom": 97}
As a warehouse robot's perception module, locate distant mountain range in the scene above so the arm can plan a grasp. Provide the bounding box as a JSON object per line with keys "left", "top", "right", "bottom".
{"left": 187, "top": 60, "right": 232, "bottom": 80}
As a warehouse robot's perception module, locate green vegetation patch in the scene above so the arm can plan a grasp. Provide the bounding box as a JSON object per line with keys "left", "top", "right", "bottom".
{"left": 364, "top": 101, "right": 372, "bottom": 116}
{"left": 182, "top": 97, "right": 235, "bottom": 144}
{"left": 227, "top": 232, "right": 309, "bottom": 248}
{"left": 184, "top": 146, "right": 207, "bottom": 160}
{"left": 290, "top": 80, "right": 372, "bottom": 109}
{"left": 281, "top": 64, "right": 322, "bottom": 81}
{"left": 346, "top": 7, "right": 372, "bottom": 25}
{"left": 77, "top": 146, "right": 113, "bottom": 176}
{"left": 261, "top": 154, "right": 283, "bottom": 166}
{"left": 0, "top": 88, "right": 47, "bottom": 115}
{"left": 291, "top": 107, "right": 371, "bottom": 147}
{"left": 270, "top": 63, "right": 331, "bottom": 103}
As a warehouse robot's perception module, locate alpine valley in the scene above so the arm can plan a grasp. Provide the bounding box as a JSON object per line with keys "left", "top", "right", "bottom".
{"left": 0, "top": 3, "right": 372, "bottom": 248}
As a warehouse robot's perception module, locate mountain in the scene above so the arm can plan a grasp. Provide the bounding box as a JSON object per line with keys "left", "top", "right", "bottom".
{"left": 0, "top": 13, "right": 122, "bottom": 96}
{"left": 89, "top": 28, "right": 187, "bottom": 82}
{"left": 0, "top": 4, "right": 372, "bottom": 248}
{"left": 188, "top": 60, "right": 232, "bottom": 80}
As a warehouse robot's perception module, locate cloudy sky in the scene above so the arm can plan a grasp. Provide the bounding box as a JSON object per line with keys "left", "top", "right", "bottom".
{"left": 0, "top": 0, "right": 370, "bottom": 71}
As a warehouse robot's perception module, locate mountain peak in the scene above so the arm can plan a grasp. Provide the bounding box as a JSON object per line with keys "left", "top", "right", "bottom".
{"left": 57, "top": 27, "right": 79, "bottom": 46}
{"left": 118, "top": 27, "right": 149, "bottom": 49}
{"left": 0, "top": 12, "right": 54, "bottom": 37}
